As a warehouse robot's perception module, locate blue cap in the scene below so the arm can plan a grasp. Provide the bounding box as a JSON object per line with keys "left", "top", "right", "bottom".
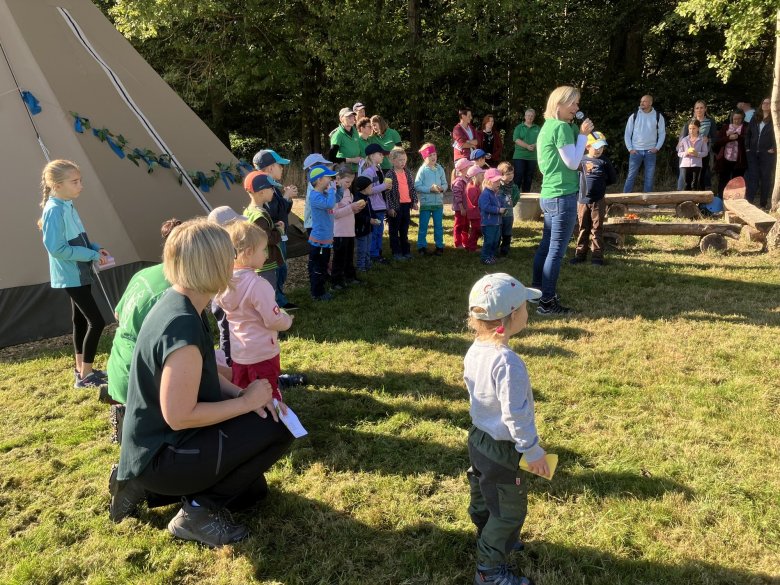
{"left": 243, "top": 171, "right": 281, "bottom": 192}
{"left": 469, "top": 148, "right": 487, "bottom": 161}
{"left": 252, "top": 149, "right": 290, "bottom": 170}
{"left": 308, "top": 164, "right": 338, "bottom": 183}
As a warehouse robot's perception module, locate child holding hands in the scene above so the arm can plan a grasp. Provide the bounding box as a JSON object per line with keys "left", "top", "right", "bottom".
{"left": 464, "top": 273, "right": 548, "bottom": 585}
{"left": 214, "top": 221, "right": 293, "bottom": 405}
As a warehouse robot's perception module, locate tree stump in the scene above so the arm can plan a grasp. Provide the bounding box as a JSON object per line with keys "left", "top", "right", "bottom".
{"left": 767, "top": 221, "right": 780, "bottom": 252}
{"left": 741, "top": 225, "right": 768, "bottom": 252}
{"left": 699, "top": 233, "right": 728, "bottom": 253}
{"left": 675, "top": 201, "right": 701, "bottom": 219}
{"left": 607, "top": 203, "right": 627, "bottom": 218}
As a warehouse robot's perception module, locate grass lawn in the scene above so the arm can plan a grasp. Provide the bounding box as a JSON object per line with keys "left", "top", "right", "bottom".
{"left": 1, "top": 216, "right": 779, "bottom": 584}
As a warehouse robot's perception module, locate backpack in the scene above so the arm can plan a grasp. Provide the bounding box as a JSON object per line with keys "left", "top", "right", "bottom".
{"left": 630, "top": 108, "right": 662, "bottom": 138}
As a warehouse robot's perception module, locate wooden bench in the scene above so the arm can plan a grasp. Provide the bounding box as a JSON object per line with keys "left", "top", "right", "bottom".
{"left": 603, "top": 220, "right": 742, "bottom": 253}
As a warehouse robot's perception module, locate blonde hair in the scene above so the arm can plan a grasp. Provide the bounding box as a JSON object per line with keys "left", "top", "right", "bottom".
{"left": 544, "top": 86, "right": 580, "bottom": 120}
{"left": 163, "top": 218, "right": 233, "bottom": 295}
{"left": 224, "top": 220, "right": 268, "bottom": 257}
{"left": 467, "top": 307, "right": 510, "bottom": 343}
{"left": 497, "top": 161, "right": 513, "bottom": 173}
{"left": 388, "top": 146, "right": 406, "bottom": 162}
{"left": 38, "top": 159, "right": 80, "bottom": 229}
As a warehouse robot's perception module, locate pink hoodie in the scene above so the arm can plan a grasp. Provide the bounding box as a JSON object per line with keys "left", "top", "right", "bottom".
{"left": 214, "top": 269, "right": 292, "bottom": 364}
{"left": 333, "top": 188, "right": 364, "bottom": 237}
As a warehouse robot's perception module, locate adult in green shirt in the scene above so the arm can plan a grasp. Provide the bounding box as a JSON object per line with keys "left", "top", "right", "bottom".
{"left": 369, "top": 115, "right": 403, "bottom": 171}
{"left": 532, "top": 86, "right": 594, "bottom": 317}
{"left": 110, "top": 218, "right": 293, "bottom": 547}
{"left": 512, "top": 108, "right": 541, "bottom": 192}
{"left": 356, "top": 116, "right": 373, "bottom": 157}
{"left": 328, "top": 107, "right": 363, "bottom": 171}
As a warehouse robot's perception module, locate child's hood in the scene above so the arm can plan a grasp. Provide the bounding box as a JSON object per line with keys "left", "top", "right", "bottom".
{"left": 214, "top": 269, "right": 257, "bottom": 312}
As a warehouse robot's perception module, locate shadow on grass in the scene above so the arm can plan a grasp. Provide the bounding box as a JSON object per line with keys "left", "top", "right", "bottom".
{"left": 140, "top": 491, "right": 776, "bottom": 585}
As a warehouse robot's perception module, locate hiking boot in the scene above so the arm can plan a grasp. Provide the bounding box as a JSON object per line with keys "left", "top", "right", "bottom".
{"left": 109, "top": 404, "right": 126, "bottom": 444}
{"left": 474, "top": 563, "right": 534, "bottom": 585}
{"left": 75, "top": 371, "right": 108, "bottom": 389}
{"left": 536, "top": 297, "right": 573, "bottom": 316}
{"left": 109, "top": 464, "right": 146, "bottom": 522}
{"left": 168, "top": 499, "right": 248, "bottom": 548}
{"left": 278, "top": 373, "right": 307, "bottom": 390}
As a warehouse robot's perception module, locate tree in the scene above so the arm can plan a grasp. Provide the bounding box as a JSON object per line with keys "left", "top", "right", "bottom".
{"left": 677, "top": 0, "right": 780, "bottom": 210}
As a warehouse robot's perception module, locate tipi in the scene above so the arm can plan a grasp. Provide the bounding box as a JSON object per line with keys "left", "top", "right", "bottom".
{"left": 0, "top": 0, "right": 267, "bottom": 347}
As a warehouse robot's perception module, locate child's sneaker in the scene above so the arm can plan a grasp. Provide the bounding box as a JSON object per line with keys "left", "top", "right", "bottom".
{"left": 168, "top": 499, "right": 248, "bottom": 548}
{"left": 474, "top": 563, "right": 533, "bottom": 585}
{"left": 75, "top": 371, "right": 108, "bottom": 389}
{"left": 536, "top": 296, "right": 573, "bottom": 316}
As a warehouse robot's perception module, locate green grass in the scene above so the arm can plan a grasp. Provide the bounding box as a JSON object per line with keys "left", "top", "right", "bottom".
{"left": 1, "top": 217, "right": 779, "bottom": 584}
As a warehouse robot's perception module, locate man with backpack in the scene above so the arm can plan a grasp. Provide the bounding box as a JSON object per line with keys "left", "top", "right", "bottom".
{"left": 623, "top": 94, "right": 666, "bottom": 193}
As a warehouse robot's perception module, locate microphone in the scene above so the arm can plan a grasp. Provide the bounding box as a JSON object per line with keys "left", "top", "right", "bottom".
{"left": 575, "top": 111, "right": 585, "bottom": 122}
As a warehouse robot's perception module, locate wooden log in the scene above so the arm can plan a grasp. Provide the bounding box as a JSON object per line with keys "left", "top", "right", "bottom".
{"left": 699, "top": 233, "right": 728, "bottom": 253}
{"left": 603, "top": 232, "right": 625, "bottom": 248}
{"left": 607, "top": 203, "right": 627, "bottom": 217}
{"left": 604, "top": 191, "right": 713, "bottom": 205}
{"left": 767, "top": 221, "right": 780, "bottom": 252}
{"left": 724, "top": 211, "right": 747, "bottom": 225}
{"left": 722, "top": 176, "right": 746, "bottom": 200}
{"left": 675, "top": 201, "right": 701, "bottom": 219}
{"left": 603, "top": 221, "right": 741, "bottom": 239}
{"left": 723, "top": 198, "right": 777, "bottom": 232}
{"left": 741, "top": 225, "right": 767, "bottom": 247}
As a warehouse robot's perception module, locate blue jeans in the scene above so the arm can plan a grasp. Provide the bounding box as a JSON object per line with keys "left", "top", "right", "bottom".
{"left": 370, "top": 211, "right": 386, "bottom": 258}
{"left": 512, "top": 158, "right": 536, "bottom": 192}
{"left": 275, "top": 240, "right": 289, "bottom": 307}
{"left": 623, "top": 150, "right": 657, "bottom": 192}
{"left": 355, "top": 234, "right": 371, "bottom": 271}
{"left": 417, "top": 207, "right": 444, "bottom": 250}
{"left": 532, "top": 193, "right": 578, "bottom": 300}
{"left": 481, "top": 225, "right": 500, "bottom": 261}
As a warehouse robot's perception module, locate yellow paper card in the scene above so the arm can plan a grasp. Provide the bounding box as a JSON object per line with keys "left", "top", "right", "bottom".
{"left": 519, "top": 453, "right": 558, "bottom": 480}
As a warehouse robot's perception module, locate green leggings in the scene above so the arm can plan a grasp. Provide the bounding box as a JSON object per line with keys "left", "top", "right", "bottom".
{"left": 467, "top": 426, "right": 528, "bottom": 567}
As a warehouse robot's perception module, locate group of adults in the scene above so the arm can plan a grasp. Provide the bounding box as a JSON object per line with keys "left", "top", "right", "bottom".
{"left": 453, "top": 95, "right": 776, "bottom": 210}
{"left": 327, "top": 102, "right": 403, "bottom": 170}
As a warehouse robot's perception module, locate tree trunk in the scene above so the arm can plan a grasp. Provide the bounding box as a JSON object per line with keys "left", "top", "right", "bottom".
{"left": 408, "top": 0, "right": 423, "bottom": 150}
{"left": 772, "top": 8, "right": 780, "bottom": 211}
{"left": 209, "top": 89, "right": 230, "bottom": 149}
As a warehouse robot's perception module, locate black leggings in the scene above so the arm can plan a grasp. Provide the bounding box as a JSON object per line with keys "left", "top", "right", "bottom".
{"left": 64, "top": 285, "right": 105, "bottom": 363}
{"left": 136, "top": 412, "right": 293, "bottom": 510}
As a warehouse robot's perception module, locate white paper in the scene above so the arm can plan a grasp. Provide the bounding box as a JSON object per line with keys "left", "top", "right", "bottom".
{"left": 274, "top": 399, "right": 307, "bottom": 438}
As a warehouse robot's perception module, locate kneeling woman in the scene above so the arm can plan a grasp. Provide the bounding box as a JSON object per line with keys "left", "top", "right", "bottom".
{"left": 110, "top": 218, "right": 293, "bottom": 547}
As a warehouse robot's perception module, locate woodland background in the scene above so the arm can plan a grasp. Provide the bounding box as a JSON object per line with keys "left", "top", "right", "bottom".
{"left": 93, "top": 0, "right": 777, "bottom": 175}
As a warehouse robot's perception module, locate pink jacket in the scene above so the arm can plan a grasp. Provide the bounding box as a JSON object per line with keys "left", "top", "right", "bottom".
{"left": 214, "top": 269, "right": 293, "bottom": 364}
{"left": 452, "top": 176, "right": 468, "bottom": 213}
{"left": 333, "top": 188, "right": 363, "bottom": 237}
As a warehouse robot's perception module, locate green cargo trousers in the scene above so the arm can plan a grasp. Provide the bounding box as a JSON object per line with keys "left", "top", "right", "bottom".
{"left": 467, "top": 426, "right": 528, "bottom": 567}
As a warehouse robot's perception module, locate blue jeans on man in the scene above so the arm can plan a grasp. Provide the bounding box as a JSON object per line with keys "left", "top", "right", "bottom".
{"left": 532, "top": 193, "right": 578, "bottom": 300}
{"left": 623, "top": 150, "right": 657, "bottom": 192}
{"left": 417, "top": 207, "right": 444, "bottom": 250}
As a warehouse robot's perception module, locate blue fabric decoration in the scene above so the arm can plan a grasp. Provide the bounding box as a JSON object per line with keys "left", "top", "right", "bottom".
{"left": 106, "top": 136, "right": 126, "bottom": 159}
{"left": 196, "top": 171, "right": 209, "bottom": 192}
{"left": 21, "top": 91, "right": 42, "bottom": 115}
{"left": 74, "top": 117, "right": 84, "bottom": 133}
{"left": 237, "top": 161, "right": 253, "bottom": 176}
{"left": 133, "top": 148, "right": 153, "bottom": 170}
{"left": 158, "top": 155, "right": 171, "bottom": 168}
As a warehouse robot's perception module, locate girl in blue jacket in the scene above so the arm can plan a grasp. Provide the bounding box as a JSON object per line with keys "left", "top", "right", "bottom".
{"left": 39, "top": 160, "right": 111, "bottom": 389}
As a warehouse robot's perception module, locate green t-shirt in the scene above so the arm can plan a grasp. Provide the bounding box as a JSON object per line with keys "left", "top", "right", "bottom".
{"left": 243, "top": 204, "right": 280, "bottom": 273}
{"left": 512, "top": 123, "right": 541, "bottom": 160}
{"left": 117, "top": 289, "right": 221, "bottom": 481}
{"left": 369, "top": 128, "right": 402, "bottom": 170}
{"left": 107, "top": 264, "right": 170, "bottom": 404}
{"left": 330, "top": 125, "right": 362, "bottom": 170}
{"left": 537, "top": 119, "right": 579, "bottom": 199}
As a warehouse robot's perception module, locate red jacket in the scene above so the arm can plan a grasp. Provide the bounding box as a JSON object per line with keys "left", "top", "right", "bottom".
{"left": 476, "top": 129, "right": 504, "bottom": 167}
{"left": 452, "top": 123, "right": 477, "bottom": 160}
{"left": 465, "top": 183, "right": 482, "bottom": 221}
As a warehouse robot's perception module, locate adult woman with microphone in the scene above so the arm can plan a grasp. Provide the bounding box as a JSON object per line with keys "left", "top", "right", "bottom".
{"left": 532, "top": 86, "right": 593, "bottom": 316}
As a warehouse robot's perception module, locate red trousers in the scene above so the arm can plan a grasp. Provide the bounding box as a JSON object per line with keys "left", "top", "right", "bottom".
{"left": 453, "top": 211, "right": 470, "bottom": 247}
{"left": 466, "top": 218, "right": 482, "bottom": 251}
{"left": 232, "top": 353, "right": 282, "bottom": 401}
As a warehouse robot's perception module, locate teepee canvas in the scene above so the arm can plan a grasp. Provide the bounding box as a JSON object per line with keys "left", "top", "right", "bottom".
{"left": 0, "top": 0, "right": 257, "bottom": 347}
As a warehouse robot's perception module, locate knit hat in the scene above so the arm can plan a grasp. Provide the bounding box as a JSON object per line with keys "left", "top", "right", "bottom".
{"left": 468, "top": 273, "right": 541, "bottom": 320}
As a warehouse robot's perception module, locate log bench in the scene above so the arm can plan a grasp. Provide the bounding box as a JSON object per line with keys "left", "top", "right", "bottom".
{"left": 603, "top": 220, "right": 741, "bottom": 253}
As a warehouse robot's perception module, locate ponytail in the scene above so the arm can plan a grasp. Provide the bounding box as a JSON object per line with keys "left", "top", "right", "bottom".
{"left": 37, "top": 160, "right": 80, "bottom": 230}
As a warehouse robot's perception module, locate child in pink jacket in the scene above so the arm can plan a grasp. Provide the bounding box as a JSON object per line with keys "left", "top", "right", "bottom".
{"left": 332, "top": 165, "right": 366, "bottom": 289}
{"left": 214, "top": 221, "right": 293, "bottom": 402}
{"left": 452, "top": 158, "right": 473, "bottom": 248}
